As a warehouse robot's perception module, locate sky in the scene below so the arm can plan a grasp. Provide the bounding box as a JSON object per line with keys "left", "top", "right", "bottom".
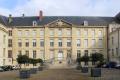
{"left": 0, "top": 0, "right": 120, "bottom": 17}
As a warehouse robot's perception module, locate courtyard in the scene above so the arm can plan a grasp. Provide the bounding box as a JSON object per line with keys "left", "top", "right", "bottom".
{"left": 0, "top": 68, "right": 119, "bottom": 80}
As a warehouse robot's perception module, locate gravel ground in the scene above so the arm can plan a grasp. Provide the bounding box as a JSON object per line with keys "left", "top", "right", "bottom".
{"left": 0, "top": 68, "right": 119, "bottom": 80}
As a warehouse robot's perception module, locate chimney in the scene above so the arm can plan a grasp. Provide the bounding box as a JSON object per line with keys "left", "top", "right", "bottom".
{"left": 8, "top": 14, "right": 12, "bottom": 23}
{"left": 39, "top": 10, "right": 43, "bottom": 21}
{"left": 22, "top": 14, "right": 25, "bottom": 18}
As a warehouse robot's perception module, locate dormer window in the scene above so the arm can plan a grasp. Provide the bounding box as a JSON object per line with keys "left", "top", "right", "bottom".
{"left": 83, "top": 20, "right": 88, "bottom": 26}
{"left": 33, "top": 21, "right": 37, "bottom": 26}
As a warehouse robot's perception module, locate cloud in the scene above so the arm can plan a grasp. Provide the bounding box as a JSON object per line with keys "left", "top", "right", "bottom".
{"left": 0, "top": 0, "right": 120, "bottom": 17}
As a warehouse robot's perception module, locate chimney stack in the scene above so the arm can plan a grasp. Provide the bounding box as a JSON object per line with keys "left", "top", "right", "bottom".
{"left": 8, "top": 14, "right": 12, "bottom": 23}
{"left": 39, "top": 10, "right": 43, "bottom": 21}
{"left": 22, "top": 14, "right": 25, "bottom": 18}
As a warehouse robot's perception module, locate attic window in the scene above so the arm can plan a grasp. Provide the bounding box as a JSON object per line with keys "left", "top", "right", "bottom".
{"left": 83, "top": 20, "right": 88, "bottom": 26}
{"left": 33, "top": 21, "right": 37, "bottom": 26}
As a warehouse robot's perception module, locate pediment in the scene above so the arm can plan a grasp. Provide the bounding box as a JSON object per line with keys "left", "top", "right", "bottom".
{"left": 47, "top": 19, "right": 72, "bottom": 27}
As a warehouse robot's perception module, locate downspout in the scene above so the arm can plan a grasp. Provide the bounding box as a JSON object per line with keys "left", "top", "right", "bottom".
{"left": 118, "top": 29, "right": 120, "bottom": 64}
{"left": 107, "top": 26, "right": 109, "bottom": 62}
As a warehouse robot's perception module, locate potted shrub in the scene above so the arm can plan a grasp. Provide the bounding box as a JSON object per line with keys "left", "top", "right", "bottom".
{"left": 81, "top": 55, "right": 90, "bottom": 73}
{"left": 76, "top": 57, "right": 82, "bottom": 70}
{"left": 37, "top": 59, "right": 43, "bottom": 71}
{"left": 29, "top": 58, "right": 38, "bottom": 74}
{"left": 17, "top": 55, "right": 30, "bottom": 79}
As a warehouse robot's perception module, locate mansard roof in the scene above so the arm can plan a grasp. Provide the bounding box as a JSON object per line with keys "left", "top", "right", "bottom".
{"left": 0, "top": 15, "right": 120, "bottom": 27}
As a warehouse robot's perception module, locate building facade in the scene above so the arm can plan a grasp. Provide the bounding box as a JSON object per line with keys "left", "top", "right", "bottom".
{"left": 0, "top": 11, "right": 120, "bottom": 66}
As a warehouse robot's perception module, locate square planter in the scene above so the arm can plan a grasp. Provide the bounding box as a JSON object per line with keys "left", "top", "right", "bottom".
{"left": 91, "top": 68, "right": 101, "bottom": 77}
{"left": 81, "top": 67, "right": 88, "bottom": 73}
{"left": 19, "top": 69, "right": 30, "bottom": 79}
{"left": 30, "top": 68, "right": 37, "bottom": 74}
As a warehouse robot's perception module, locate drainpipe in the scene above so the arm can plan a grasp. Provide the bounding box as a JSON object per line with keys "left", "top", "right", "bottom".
{"left": 118, "top": 29, "right": 120, "bottom": 64}
{"left": 107, "top": 26, "right": 109, "bottom": 62}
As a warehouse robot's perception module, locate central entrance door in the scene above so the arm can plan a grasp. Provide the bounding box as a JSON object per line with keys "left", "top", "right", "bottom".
{"left": 58, "top": 50, "right": 63, "bottom": 61}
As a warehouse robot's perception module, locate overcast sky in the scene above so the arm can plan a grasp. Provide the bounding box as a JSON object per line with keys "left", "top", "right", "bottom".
{"left": 0, "top": 0, "right": 120, "bottom": 17}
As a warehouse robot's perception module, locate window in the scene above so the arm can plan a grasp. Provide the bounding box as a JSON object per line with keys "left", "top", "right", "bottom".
{"left": 25, "top": 30, "right": 29, "bottom": 36}
{"left": 33, "top": 50, "right": 36, "bottom": 59}
{"left": 77, "top": 50, "right": 81, "bottom": 58}
{"left": 40, "top": 29, "right": 44, "bottom": 36}
{"left": 25, "top": 50, "right": 29, "bottom": 57}
{"left": 25, "top": 39, "right": 29, "bottom": 47}
{"left": 40, "top": 39, "right": 44, "bottom": 47}
{"left": 50, "top": 50, "right": 54, "bottom": 59}
{"left": 84, "top": 30, "right": 88, "bottom": 37}
{"left": 50, "top": 29, "right": 54, "bottom": 36}
{"left": 50, "top": 39, "right": 54, "bottom": 47}
{"left": 18, "top": 39, "right": 22, "bottom": 47}
{"left": 67, "top": 39, "right": 71, "bottom": 47}
{"left": 84, "top": 21, "right": 88, "bottom": 26}
{"left": 84, "top": 39, "right": 88, "bottom": 48}
{"left": 77, "top": 29, "right": 80, "bottom": 36}
{"left": 58, "top": 39, "right": 62, "bottom": 47}
{"left": 98, "top": 39, "right": 103, "bottom": 47}
{"left": 9, "top": 30, "right": 12, "bottom": 36}
{"left": 18, "top": 30, "right": 22, "bottom": 36}
{"left": 33, "top": 21, "right": 37, "bottom": 26}
{"left": 3, "top": 35, "right": 6, "bottom": 44}
{"left": 91, "top": 30, "right": 95, "bottom": 37}
{"left": 112, "top": 49, "right": 114, "bottom": 56}
{"left": 18, "top": 50, "right": 22, "bottom": 55}
{"left": 98, "top": 30, "right": 102, "bottom": 37}
{"left": 84, "top": 50, "right": 88, "bottom": 65}
{"left": 33, "top": 39, "right": 36, "bottom": 47}
{"left": 33, "top": 30, "right": 36, "bottom": 36}
{"left": 8, "top": 39, "right": 12, "bottom": 47}
{"left": 8, "top": 50, "right": 12, "bottom": 58}
{"left": 77, "top": 39, "right": 80, "bottom": 47}
{"left": 67, "top": 29, "right": 71, "bottom": 36}
{"left": 58, "top": 29, "right": 62, "bottom": 36}
{"left": 112, "top": 37, "right": 114, "bottom": 45}
{"left": 3, "top": 48, "right": 5, "bottom": 57}
{"left": 40, "top": 50, "right": 44, "bottom": 59}
{"left": 91, "top": 39, "right": 95, "bottom": 47}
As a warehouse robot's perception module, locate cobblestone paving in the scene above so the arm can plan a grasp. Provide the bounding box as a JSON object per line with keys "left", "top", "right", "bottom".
{"left": 0, "top": 68, "right": 119, "bottom": 80}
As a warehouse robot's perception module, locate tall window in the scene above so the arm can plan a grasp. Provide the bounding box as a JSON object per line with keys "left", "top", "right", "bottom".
{"left": 3, "top": 35, "right": 6, "bottom": 44}
{"left": 58, "top": 39, "right": 62, "bottom": 47}
{"left": 91, "top": 30, "right": 95, "bottom": 37}
{"left": 18, "top": 39, "right": 22, "bottom": 47}
{"left": 84, "top": 39, "right": 88, "bottom": 48}
{"left": 40, "top": 39, "right": 44, "bottom": 47}
{"left": 91, "top": 39, "right": 95, "bottom": 47}
{"left": 8, "top": 50, "right": 12, "bottom": 58}
{"left": 25, "top": 50, "right": 29, "bottom": 57}
{"left": 67, "top": 29, "right": 71, "bottom": 36}
{"left": 67, "top": 39, "right": 71, "bottom": 47}
{"left": 50, "top": 29, "right": 54, "bottom": 36}
{"left": 98, "top": 39, "right": 103, "bottom": 47}
{"left": 77, "top": 50, "right": 81, "bottom": 58}
{"left": 77, "top": 39, "right": 80, "bottom": 47}
{"left": 77, "top": 29, "right": 80, "bottom": 36}
{"left": 98, "top": 30, "right": 102, "bottom": 37}
{"left": 18, "top": 50, "right": 22, "bottom": 55}
{"left": 18, "top": 30, "right": 22, "bottom": 36}
{"left": 25, "top": 30, "right": 29, "bottom": 36}
{"left": 50, "top": 39, "right": 54, "bottom": 47}
{"left": 50, "top": 50, "right": 54, "bottom": 59}
{"left": 25, "top": 39, "right": 29, "bottom": 47}
{"left": 33, "top": 30, "right": 36, "bottom": 36}
{"left": 9, "top": 30, "right": 12, "bottom": 36}
{"left": 8, "top": 39, "right": 12, "bottom": 47}
{"left": 84, "top": 50, "right": 88, "bottom": 65}
{"left": 33, "top": 39, "right": 36, "bottom": 47}
{"left": 40, "top": 29, "right": 44, "bottom": 36}
{"left": 112, "top": 49, "right": 114, "bottom": 56}
{"left": 33, "top": 50, "right": 36, "bottom": 59}
{"left": 58, "top": 29, "right": 62, "bottom": 36}
{"left": 40, "top": 50, "right": 44, "bottom": 59}
{"left": 84, "top": 30, "right": 88, "bottom": 37}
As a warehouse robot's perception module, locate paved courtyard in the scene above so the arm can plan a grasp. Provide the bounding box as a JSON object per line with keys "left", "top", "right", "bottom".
{"left": 0, "top": 68, "right": 119, "bottom": 80}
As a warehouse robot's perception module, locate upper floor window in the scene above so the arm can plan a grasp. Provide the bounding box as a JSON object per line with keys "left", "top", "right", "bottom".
{"left": 32, "top": 39, "right": 36, "bottom": 47}
{"left": 40, "top": 29, "right": 44, "bottom": 36}
{"left": 77, "top": 50, "right": 81, "bottom": 58}
{"left": 50, "top": 39, "right": 54, "bottom": 47}
{"left": 25, "top": 50, "right": 29, "bottom": 57}
{"left": 67, "top": 39, "right": 71, "bottom": 47}
{"left": 8, "top": 50, "right": 12, "bottom": 58}
{"left": 25, "top": 30, "right": 29, "bottom": 36}
{"left": 25, "top": 39, "right": 29, "bottom": 47}
{"left": 18, "top": 50, "right": 22, "bottom": 55}
{"left": 77, "top": 29, "right": 80, "bottom": 36}
{"left": 18, "top": 39, "right": 22, "bottom": 47}
{"left": 67, "top": 29, "right": 71, "bottom": 36}
{"left": 91, "top": 39, "right": 95, "bottom": 47}
{"left": 98, "top": 30, "right": 102, "bottom": 37}
{"left": 3, "top": 35, "right": 6, "bottom": 44}
{"left": 98, "top": 39, "right": 103, "bottom": 47}
{"left": 58, "top": 39, "right": 62, "bottom": 47}
{"left": 9, "top": 30, "right": 12, "bottom": 36}
{"left": 8, "top": 39, "right": 12, "bottom": 47}
{"left": 18, "top": 30, "right": 22, "bottom": 36}
{"left": 91, "top": 30, "right": 95, "bottom": 37}
{"left": 33, "top": 50, "right": 36, "bottom": 59}
{"left": 58, "top": 29, "right": 62, "bottom": 36}
{"left": 40, "top": 39, "right": 44, "bottom": 47}
{"left": 84, "top": 39, "right": 88, "bottom": 48}
{"left": 32, "top": 30, "right": 36, "bottom": 36}
{"left": 84, "top": 30, "right": 88, "bottom": 37}
{"left": 77, "top": 39, "right": 80, "bottom": 47}
{"left": 50, "top": 29, "right": 54, "bottom": 36}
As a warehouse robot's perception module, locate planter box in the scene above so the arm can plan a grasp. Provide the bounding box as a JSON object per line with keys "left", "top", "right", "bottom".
{"left": 91, "top": 68, "right": 101, "bottom": 77}
{"left": 30, "top": 68, "right": 37, "bottom": 74}
{"left": 19, "top": 70, "right": 30, "bottom": 79}
{"left": 38, "top": 66, "right": 43, "bottom": 71}
{"left": 81, "top": 67, "right": 88, "bottom": 73}
{"left": 76, "top": 65, "right": 82, "bottom": 70}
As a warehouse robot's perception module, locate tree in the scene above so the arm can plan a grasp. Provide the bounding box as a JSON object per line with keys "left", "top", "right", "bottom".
{"left": 37, "top": 59, "right": 43, "bottom": 66}
{"left": 17, "top": 55, "right": 29, "bottom": 69}
{"left": 91, "top": 53, "right": 104, "bottom": 65}
{"left": 81, "top": 56, "right": 90, "bottom": 66}
{"left": 29, "top": 58, "right": 38, "bottom": 68}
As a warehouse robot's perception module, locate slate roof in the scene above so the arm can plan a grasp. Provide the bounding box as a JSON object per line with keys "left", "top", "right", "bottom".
{"left": 0, "top": 15, "right": 120, "bottom": 27}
